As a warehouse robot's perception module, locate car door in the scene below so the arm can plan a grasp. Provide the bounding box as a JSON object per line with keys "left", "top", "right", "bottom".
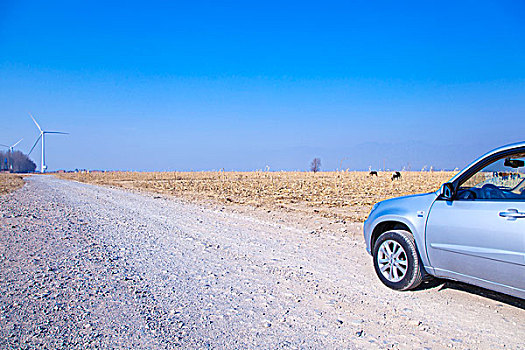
{"left": 425, "top": 157, "right": 525, "bottom": 296}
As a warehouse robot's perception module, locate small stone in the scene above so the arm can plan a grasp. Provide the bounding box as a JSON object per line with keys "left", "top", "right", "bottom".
{"left": 408, "top": 320, "right": 421, "bottom": 327}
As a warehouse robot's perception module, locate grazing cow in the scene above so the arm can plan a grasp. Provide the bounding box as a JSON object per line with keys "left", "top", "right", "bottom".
{"left": 369, "top": 171, "right": 378, "bottom": 176}
{"left": 498, "top": 172, "right": 511, "bottom": 180}
{"left": 391, "top": 171, "right": 401, "bottom": 181}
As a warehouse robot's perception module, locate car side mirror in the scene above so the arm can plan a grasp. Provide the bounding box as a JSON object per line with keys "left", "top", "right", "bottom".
{"left": 504, "top": 158, "right": 524, "bottom": 168}
{"left": 440, "top": 183, "right": 455, "bottom": 200}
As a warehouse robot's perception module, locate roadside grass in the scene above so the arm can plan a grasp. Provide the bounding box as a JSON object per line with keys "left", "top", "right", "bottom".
{"left": 0, "top": 173, "right": 25, "bottom": 195}
{"left": 56, "top": 171, "right": 455, "bottom": 222}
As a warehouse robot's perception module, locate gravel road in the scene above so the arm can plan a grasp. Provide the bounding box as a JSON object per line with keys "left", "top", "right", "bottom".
{"left": 1, "top": 176, "right": 523, "bottom": 349}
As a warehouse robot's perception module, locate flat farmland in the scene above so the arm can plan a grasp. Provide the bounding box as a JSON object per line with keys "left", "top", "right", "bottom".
{"left": 3, "top": 175, "right": 523, "bottom": 349}
{"left": 57, "top": 171, "right": 456, "bottom": 222}
{"left": 0, "top": 173, "right": 25, "bottom": 195}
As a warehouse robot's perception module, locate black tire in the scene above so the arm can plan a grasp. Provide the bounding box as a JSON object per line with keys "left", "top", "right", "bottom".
{"left": 372, "top": 230, "right": 423, "bottom": 291}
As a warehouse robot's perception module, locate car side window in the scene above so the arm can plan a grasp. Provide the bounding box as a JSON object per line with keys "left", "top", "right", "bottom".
{"left": 457, "top": 155, "right": 525, "bottom": 200}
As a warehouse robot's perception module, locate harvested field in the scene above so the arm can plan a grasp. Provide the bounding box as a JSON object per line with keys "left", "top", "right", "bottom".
{"left": 0, "top": 173, "right": 25, "bottom": 195}
{"left": 57, "top": 171, "right": 456, "bottom": 222}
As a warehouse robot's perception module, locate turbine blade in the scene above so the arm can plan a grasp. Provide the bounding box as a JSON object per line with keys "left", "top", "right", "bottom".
{"left": 0, "top": 144, "right": 9, "bottom": 148}
{"left": 45, "top": 131, "right": 69, "bottom": 135}
{"left": 11, "top": 138, "right": 23, "bottom": 148}
{"left": 28, "top": 135, "right": 42, "bottom": 156}
{"left": 29, "top": 114, "right": 42, "bottom": 132}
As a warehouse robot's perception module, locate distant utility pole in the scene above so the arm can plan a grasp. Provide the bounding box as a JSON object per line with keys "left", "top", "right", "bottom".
{"left": 339, "top": 157, "right": 348, "bottom": 172}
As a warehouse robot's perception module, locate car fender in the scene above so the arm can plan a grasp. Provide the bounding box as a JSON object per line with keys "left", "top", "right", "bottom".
{"left": 365, "top": 192, "right": 438, "bottom": 273}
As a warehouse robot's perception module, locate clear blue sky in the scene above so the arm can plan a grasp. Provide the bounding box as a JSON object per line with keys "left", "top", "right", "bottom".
{"left": 1, "top": 1, "right": 524, "bottom": 171}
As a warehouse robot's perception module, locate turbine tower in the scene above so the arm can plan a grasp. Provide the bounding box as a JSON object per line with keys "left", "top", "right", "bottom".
{"left": 0, "top": 139, "right": 23, "bottom": 171}
{"left": 28, "top": 114, "right": 68, "bottom": 173}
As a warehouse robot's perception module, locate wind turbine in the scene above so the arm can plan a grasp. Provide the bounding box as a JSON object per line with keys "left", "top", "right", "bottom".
{"left": 28, "top": 114, "right": 68, "bottom": 173}
{"left": 0, "top": 138, "right": 23, "bottom": 171}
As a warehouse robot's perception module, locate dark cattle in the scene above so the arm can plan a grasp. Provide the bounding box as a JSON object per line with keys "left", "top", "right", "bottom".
{"left": 391, "top": 171, "right": 401, "bottom": 181}
{"left": 498, "top": 172, "right": 511, "bottom": 180}
{"left": 369, "top": 171, "right": 378, "bottom": 176}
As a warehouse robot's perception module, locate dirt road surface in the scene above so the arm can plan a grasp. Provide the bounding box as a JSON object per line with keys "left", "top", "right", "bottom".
{"left": 1, "top": 176, "right": 523, "bottom": 349}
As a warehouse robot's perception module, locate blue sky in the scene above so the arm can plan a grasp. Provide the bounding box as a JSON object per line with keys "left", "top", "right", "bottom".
{"left": 0, "top": 1, "right": 524, "bottom": 171}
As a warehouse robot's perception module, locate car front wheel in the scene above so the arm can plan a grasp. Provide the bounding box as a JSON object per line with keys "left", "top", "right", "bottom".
{"left": 373, "top": 230, "right": 423, "bottom": 291}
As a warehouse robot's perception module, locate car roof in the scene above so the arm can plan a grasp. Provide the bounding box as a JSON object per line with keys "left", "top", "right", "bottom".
{"left": 449, "top": 141, "right": 525, "bottom": 183}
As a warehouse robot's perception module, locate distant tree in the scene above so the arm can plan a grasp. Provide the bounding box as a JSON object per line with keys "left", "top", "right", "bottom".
{"left": 310, "top": 157, "right": 321, "bottom": 173}
{"left": 0, "top": 152, "right": 6, "bottom": 171}
{"left": 0, "top": 151, "right": 36, "bottom": 173}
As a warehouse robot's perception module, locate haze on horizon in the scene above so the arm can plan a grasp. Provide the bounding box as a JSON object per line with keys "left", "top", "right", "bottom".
{"left": 1, "top": 1, "right": 524, "bottom": 172}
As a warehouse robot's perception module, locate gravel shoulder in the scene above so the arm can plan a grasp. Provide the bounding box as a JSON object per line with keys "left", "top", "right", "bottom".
{"left": 0, "top": 175, "right": 523, "bottom": 349}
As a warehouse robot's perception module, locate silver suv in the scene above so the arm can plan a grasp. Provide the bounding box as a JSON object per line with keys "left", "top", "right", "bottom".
{"left": 364, "top": 142, "right": 525, "bottom": 299}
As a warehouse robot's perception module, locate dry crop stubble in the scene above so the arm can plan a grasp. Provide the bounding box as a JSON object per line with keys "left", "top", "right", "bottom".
{"left": 0, "top": 173, "right": 25, "bottom": 195}
{"left": 57, "top": 171, "right": 456, "bottom": 222}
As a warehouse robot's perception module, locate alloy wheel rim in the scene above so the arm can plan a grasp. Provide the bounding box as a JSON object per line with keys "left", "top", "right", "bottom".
{"left": 377, "top": 240, "right": 408, "bottom": 282}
